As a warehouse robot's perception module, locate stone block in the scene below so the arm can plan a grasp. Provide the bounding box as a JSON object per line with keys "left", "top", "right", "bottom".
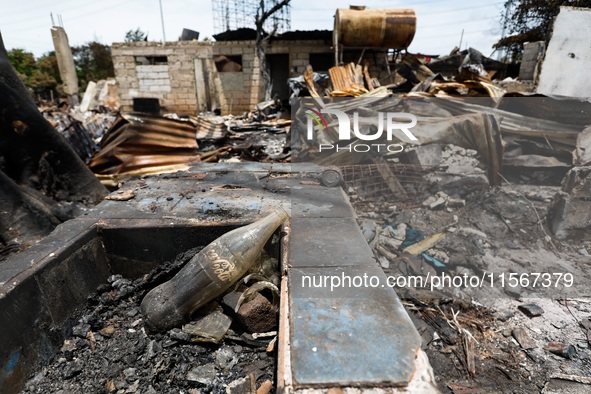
{"left": 405, "top": 144, "right": 443, "bottom": 167}
{"left": 291, "top": 59, "right": 308, "bottom": 67}
{"left": 548, "top": 166, "right": 591, "bottom": 239}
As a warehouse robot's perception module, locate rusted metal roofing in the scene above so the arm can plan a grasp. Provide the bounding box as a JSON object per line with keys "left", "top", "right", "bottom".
{"left": 89, "top": 113, "right": 199, "bottom": 176}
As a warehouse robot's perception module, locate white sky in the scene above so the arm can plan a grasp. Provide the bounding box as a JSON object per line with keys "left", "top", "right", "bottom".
{"left": 0, "top": 0, "right": 506, "bottom": 58}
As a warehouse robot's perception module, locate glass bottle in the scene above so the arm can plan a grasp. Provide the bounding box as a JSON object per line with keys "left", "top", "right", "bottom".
{"left": 140, "top": 208, "right": 288, "bottom": 331}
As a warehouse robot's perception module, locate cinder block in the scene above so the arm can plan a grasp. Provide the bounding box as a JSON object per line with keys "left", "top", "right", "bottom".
{"left": 178, "top": 64, "right": 193, "bottom": 71}
{"left": 147, "top": 65, "right": 165, "bottom": 72}
{"left": 176, "top": 74, "right": 193, "bottom": 82}
{"left": 292, "top": 60, "right": 308, "bottom": 67}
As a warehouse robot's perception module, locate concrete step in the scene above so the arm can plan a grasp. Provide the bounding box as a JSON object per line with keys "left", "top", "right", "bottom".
{"left": 0, "top": 162, "right": 432, "bottom": 393}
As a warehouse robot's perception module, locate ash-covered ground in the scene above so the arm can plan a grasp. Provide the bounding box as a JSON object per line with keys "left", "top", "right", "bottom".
{"left": 350, "top": 144, "right": 591, "bottom": 393}
{"left": 21, "top": 247, "right": 277, "bottom": 394}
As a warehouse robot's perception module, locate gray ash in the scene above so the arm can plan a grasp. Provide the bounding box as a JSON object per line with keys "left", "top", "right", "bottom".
{"left": 21, "top": 247, "right": 276, "bottom": 394}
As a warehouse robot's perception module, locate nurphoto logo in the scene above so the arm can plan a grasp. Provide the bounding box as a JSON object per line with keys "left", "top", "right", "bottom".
{"left": 304, "top": 107, "right": 419, "bottom": 153}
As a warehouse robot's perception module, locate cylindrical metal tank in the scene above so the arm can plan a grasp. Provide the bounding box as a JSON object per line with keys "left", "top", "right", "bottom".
{"left": 334, "top": 8, "right": 416, "bottom": 49}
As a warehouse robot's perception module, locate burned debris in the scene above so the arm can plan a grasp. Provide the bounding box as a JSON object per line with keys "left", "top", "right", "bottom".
{"left": 89, "top": 113, "right": 201, "bottom": 181}
{"left": 285, "top": 6, "right": 591, "bottom": 392}
{"left": 0, "top": 33, "right": 107, "bottom": 254}
{"left": 2, "top": 3, "right": 591, "bottom": 394}
{"left": 20, "top": 248, "right": 280, "bottom": 394}
{"left": 140, "top": 210, "right": 287, "bottom": 332}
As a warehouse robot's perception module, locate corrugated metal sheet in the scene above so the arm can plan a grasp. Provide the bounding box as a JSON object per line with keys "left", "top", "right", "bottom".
{"left": 89, "top": 113, "right": 199, "bottom": 175}
{"left": 328, "top": 63, "right": 368, "bottom": 96}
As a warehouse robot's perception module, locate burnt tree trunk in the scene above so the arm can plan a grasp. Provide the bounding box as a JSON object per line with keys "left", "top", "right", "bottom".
{"left": 0, "top": 33, "right": 107, "bottom": 253}
{"left": 255, "top": 34, "right": 273, "bottom": 101}
{"left": 255, "top": 0, "right": 291, "bottom": 101}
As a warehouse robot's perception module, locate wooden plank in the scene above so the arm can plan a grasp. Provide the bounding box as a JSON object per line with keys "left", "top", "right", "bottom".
{"left": 329, "top": 63, "right": 369, "bottom": 96}
{"left": 363, "top": 62, "right": 375, "bottom": 91}
{"left": 402, "top": 232, "right": 446, "bottom": 256}
{"left": 303, "top": 65, "right": 320, "bottom": 98}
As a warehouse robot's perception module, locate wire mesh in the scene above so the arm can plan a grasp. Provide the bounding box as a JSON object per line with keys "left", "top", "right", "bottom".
{"left": 340, "top": 163, "right": 434, "bottom": 209}
{"left": 212, "top": 0, "right": 291, "bottom": 34}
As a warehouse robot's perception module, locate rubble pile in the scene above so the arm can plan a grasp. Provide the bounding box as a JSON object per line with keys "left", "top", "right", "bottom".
{"left": 345, "top": 139, "right": 591, "bottom": 392}
{"left": 37, "top": 76, "right": 291, "bottom": 188}
{"left": 4, "top": 4, "right": 591, "bottom": 392}
{"left": 41, "top": 107, "right": 117, "bottom": 159}
{"left": 41, "top": 106, "right": 100, "bottom": 161}
{"left": 197, "top": 114, "right": 290, "bottom": 163}
{"left": 306, "top": 36, "right": 591, "bottom": 386}
{"left": 83, "top": 110, "right": 290, "bottom": 186}
{"left": 40, "top": 78, "right": 121, "bottom": 161}
{"left": 293, "top": 48, "right": 515, "bottom": 101}
{"left": 21, "top": 247, "right": 279, "bottom": 394}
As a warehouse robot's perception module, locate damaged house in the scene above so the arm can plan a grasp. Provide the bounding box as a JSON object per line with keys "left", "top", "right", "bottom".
{"left": 4, "top": 4, "right": 591, "bottom": 394}
{"left": 111, "top": 31, "right": 341, "bottom": 115}
{"left": 111, "top": 9, "right": 417, "bottom": 115}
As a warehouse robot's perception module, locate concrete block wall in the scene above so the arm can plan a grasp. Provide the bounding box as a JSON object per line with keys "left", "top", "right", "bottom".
{"left": 112, "top": 39, "right": 333, "bottom": 115}
{"left": 112, "top": 41, "right": 212, "bottom": 115}
{"left": 212, "top": 41, "right": 261, "bottom": 114}
{"left": 273, "top": 41, "right": 332, "bottom": 76}
{"left": 136, "top": 65, "right": 171, "bottom": 93}
{"left": 213, "top": 39, "right": 332, "bottom": 114}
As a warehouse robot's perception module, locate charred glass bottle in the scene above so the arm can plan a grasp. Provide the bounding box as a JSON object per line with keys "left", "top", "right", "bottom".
{"left": 140, "top": 208, "right": 288, "bottom": 331}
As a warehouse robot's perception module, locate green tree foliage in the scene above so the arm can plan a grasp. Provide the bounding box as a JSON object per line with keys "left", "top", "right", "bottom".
{"left": 7, "top": 48, "right": 37, "bottom": 84}
{"left": 495, "top": 0, "right": 591, "bottom": 60}
{"left": 37, "top": 52, "right": 61, "bottom": 83}
{"left": 7, "top": 49, "right": 60, "bottom": 97}
{"left": 72, "top": 41, "right": 114, "bottom": 90}
{"left": 7, "top": 40, "right": 115, "bottom": 98}
{"left": 29, "top": 52, "right": 61, "bottom": 93}
{"left": 125, "top": 28, "right": 147, "bottom": 42}
{"left": 28, "top": 68, "right": 57, "bottom": 93}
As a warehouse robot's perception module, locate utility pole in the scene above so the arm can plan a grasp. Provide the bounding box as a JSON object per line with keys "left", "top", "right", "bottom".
{"left": 498, "top": 3, "right": 511, "bottom": 60}
{"left": 458, "top": 28, "right": 464, "bottom": 49}
{"left": 159, "top": 0, "right": 166, "bottom": 41}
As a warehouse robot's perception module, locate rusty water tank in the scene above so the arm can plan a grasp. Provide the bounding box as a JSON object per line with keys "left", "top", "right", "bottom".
{"left": 334, "top": 8, "right": 416, "bottom": 49}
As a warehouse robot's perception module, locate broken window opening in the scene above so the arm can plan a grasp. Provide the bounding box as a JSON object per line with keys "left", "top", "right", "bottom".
{"left": 214, "top": 55, "right": 243, "bottom": 72}
{"left": 135, "top": 56, "right": 168, "bottom": 66}
{"left": 309, "top": 53, "right": 334, "bottom": 72}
